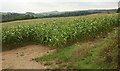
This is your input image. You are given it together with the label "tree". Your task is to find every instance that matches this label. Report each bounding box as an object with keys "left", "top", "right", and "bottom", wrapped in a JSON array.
[{"left": 117, "top": 8, "right": 120, "bottom": 13}]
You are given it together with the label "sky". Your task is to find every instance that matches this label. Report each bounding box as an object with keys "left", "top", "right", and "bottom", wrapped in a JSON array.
[{"left": 0, "top": 0, "right": 119, "bottom": 13}]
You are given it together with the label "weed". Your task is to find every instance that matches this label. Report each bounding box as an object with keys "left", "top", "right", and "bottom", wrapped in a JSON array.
[{"left": 44, "top": 62, "right": 53, "bottom": 66}]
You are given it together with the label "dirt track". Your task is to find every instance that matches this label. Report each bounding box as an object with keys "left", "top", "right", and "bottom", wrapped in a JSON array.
[{"left": 2, "top": 44, "right": 55, "bottom": 69}]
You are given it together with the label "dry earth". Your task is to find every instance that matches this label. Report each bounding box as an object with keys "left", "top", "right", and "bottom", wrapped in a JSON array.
[{"left": 2, "top": 44, "right": 56, "bottom": 69}]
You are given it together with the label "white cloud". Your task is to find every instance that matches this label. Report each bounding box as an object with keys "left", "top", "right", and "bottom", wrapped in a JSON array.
[{"left": 0, "top": 0, "right": 118, "bottom": 13}]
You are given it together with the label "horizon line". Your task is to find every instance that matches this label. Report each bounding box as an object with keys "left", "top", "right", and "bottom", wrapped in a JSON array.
[{"left": 0, "top": 8, "right": 118, "bottom": 14}]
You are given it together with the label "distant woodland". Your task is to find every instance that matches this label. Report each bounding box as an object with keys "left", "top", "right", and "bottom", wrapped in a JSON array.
[{"left": 1, "top": 9, "right": 117, "bottom": 22}]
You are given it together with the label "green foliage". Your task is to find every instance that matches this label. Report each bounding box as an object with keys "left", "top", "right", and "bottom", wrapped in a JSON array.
[
  {"left": 44, "top": 62, "right": 53, "bottom": 66},
  {"left": 2, "top": 14, "right": 118, "bottom": 48},
  {"left": 20, "top": 54, "right": 24, "bottom": 56},
  {"left": 2, "top": 13, "right": 37, "bottom": 22},
  {"left": 38, "top": 9, "right": 117, "bottom": 18}
]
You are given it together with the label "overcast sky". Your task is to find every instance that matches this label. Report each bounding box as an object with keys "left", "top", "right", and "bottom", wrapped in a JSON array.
[{"left": 0, "top": 0, "right": 119, "bottom": 13}]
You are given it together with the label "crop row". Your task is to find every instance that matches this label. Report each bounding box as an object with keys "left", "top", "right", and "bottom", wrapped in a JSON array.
[{"left": 2, "top": 15, "right": 118, "bottom": 48}]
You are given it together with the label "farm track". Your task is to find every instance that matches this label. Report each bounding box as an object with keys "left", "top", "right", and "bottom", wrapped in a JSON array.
[{"left": 2, "top": 44, "right": 56, "bottom": 69}]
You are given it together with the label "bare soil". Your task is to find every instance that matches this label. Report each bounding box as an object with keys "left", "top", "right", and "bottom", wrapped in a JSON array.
[{"left": 2, "top": 44, "right": 56, "bottom": 69}]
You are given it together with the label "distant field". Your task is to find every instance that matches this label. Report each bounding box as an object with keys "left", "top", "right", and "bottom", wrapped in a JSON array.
[{"left": 2, "top": 13, "right": 117, "bottom": 27}]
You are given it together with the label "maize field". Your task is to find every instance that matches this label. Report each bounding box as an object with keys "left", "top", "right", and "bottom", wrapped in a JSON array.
[{"left": 2, "top": 14, "right": 118, "bottom": 48}]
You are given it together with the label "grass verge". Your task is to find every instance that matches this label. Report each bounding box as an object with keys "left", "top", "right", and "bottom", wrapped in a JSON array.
[{"left": 33, "top": 27, "right": 118, "bottom": 69}]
